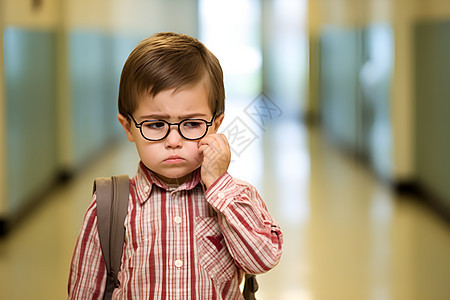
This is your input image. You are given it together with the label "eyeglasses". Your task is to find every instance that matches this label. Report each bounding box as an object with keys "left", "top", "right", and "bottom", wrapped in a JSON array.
[{"left": 127, "top": 113, "right": 216, "bottom": 141}]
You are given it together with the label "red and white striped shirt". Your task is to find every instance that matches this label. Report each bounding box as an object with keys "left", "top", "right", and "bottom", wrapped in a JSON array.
[{"left": 68, "top": 162, "right": 283, "bottom": 299}]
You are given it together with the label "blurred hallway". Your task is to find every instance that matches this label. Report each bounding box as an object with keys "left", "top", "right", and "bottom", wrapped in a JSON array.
[
  {"left": 2, "top": 0, "right": 450, "bottom": 299},
  {"left": 1, "top": 115, "right": 449, "bottom": 300}
]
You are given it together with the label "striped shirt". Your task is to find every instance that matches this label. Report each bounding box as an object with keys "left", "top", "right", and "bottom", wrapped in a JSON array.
[{"left": 68, "top": 162, "right": 283, "bottom": 299}]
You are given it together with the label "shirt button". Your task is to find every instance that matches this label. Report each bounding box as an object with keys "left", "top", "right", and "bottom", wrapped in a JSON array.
[
  {"left": 174, "top": 216, "right": 182, "bottom": 224},
  {"left": 174, "top": 260, "right": 183, "bottom": 268},
  {"left": 218, "top": 192, "right": 225, "bottom": 199},
  {"left": 144, "top": 185, "right": 150, "bottom": 193}
]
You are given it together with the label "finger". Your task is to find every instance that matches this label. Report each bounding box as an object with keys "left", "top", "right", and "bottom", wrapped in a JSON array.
[
  {"left": 208, "top": 135, "right": 230, "bottom": 157},
  {"left": 198, "top": 144, "right": 213, "bottom": 158},
  {"left": 198, "top": 144, "right": 217, "bottom": 159},
  {"left": 198, "top": 133, "right": 226, "bottom": 145},
  {"left": 198, "top": 137, "right": 221, "bottom": 154},
  {"left": 198, "top": 135, "right": 215, "bottom": 147},
  {"left": 199, "top": 134, "right": 229, "bottom": 153}
]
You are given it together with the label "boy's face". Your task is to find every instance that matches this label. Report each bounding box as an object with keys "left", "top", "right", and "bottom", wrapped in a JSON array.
[{"left": 118, "top": 81, "right": 224, "bottom": 185}]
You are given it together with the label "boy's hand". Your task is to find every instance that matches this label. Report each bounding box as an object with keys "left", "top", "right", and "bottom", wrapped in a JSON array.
[{"left": 198, "top": 134, "right": 231, "bottom": 189}]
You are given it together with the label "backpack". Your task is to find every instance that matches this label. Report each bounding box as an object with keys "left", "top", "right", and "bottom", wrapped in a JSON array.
[{"left": 94, "top": 176, "right": 259, "bottom": 300}]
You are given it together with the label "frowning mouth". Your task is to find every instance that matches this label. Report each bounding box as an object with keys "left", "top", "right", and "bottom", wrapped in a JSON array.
[{"left": 163, "top": 155, "right": 186, "bottom": 164}]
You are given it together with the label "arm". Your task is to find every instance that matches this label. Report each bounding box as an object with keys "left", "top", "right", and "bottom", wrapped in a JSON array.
[
  {"left": 68, "top": 194, "right": 107, "bottom": 299},
  {"left": 205, "top": 173, "right": 283, "bottom": 274}
]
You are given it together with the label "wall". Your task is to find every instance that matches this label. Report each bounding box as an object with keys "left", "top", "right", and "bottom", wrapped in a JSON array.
[
  {"left": 4, "top": 27, "right": 59, "bottom": 214},
  {"left": 415, "top": 20, "right": 450, "bottom": 210},
  {"left": 0, "top": 0, "right": 6, "bottom": 217},
  {"left": 313, "top": 0, "right": 395, "bottom": 180},
  {"left": 261, "top": 0, "right": 309, "bottom": 118},
  {"left": 319, "top": 25, "right": 362, "bottom": 152},
  {"left": 391, "top": 0, "right": 414, "bottom": 182},
  {"left": 413, "top": 0, "right": 450, "bottom": 212},
  {"left": 0, "top": 0, "right": 61, "bottom": 227},
  {"left": 57, "top": 0, "right": 114, "bottom": 172},
  {"left": 310, "top": 0, "right": 450, "bottom": 210}
]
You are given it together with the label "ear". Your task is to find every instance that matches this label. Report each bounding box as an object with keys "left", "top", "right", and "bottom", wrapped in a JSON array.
[
  {"left": 211, "top": 113, "right": 225, "bottom": 133},
  {"left": 117, "top": 114, "right": 135, "bottom": 142}
]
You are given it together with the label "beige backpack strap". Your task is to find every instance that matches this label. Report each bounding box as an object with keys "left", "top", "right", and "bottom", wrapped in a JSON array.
[{"left": 94, "top": 175, "right": 129, "bottom": 300}]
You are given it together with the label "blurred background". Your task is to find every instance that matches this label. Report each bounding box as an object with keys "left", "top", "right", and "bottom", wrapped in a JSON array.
[{"left": 1, "top": 0, "right": 450, "bottom": 299}]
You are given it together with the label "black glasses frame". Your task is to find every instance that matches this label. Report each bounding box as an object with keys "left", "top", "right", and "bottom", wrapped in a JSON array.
[{"left": 127, "top": 112, "right": 216, "bottom": 141}]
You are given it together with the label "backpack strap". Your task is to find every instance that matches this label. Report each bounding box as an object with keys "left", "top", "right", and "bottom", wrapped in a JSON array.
[
  {"left": 243, "top": 274, "right": 258, "bottom": 300},
  {"left": 94, "top": 175, "right": 130, "bottom": 300}
]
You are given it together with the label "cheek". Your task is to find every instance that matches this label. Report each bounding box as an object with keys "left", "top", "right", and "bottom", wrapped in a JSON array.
[
  {"left": 180, "top": 142, "right": 202, "bottom": 167},
  {"left": 185, "top": 142, "right": 201, "bottom": 159},
  {"left": 134, "top": 141, "right": 162, "bottom": 161}
]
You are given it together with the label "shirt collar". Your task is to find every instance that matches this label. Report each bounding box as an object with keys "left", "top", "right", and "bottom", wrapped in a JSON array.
[{"left": 134, "top": 161, "right": 203, "bottom": 204}]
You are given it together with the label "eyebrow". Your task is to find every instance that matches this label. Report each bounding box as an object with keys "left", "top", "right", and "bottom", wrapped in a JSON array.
[{"left": 139, "top": 113, "right": 210, "bottom": 120}]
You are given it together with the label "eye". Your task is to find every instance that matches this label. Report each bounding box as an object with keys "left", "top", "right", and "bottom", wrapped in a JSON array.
[
  {"left": 144, "top": 121, "right": 166, "bottom": 130},
  {"left": 183, "top": 120, "right": 203, "bottom": 128}
]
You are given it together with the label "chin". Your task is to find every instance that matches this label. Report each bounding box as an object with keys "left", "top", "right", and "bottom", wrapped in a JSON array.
[{"left": 158, "top": 169, "right": 193, "bottom": 183}]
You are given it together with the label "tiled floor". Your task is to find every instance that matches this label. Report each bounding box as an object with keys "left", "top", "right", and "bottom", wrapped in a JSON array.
[{"left": 1, "top": 117, "right": 450, "bottom": 300}]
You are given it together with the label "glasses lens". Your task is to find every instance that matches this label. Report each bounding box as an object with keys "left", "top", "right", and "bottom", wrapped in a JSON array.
[
  {"left": 141, "top": 121, "right": 169, "bottom": 140},
  {"left": 180, "top": 119, "right": 208, "bottom": 140}
]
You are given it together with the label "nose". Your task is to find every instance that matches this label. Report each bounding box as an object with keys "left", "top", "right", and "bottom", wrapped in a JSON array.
[{"left": 164, "top": 125, "right": 183, "bottom": 148}]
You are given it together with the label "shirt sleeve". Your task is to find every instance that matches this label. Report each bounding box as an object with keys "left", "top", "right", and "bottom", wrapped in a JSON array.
[
  {"left": 68, "top": 193, "right": 107, "bottom": 299},
  {"left": 205, "top": 173, "right": 283, "bottom": 274}
]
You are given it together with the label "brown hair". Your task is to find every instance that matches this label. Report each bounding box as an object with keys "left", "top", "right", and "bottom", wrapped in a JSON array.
[{"left": 118, "top": 32, "right": 225, "bottom": 118}]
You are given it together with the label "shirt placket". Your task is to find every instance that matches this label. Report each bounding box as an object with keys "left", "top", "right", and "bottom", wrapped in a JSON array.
[{"left": 170, "top": 189, "right": 184, "bottom": 298}]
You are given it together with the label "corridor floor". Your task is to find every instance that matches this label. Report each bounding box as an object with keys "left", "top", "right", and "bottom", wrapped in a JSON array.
[{"left": 1, "top": 117, "right": 450, "bottom": 300}]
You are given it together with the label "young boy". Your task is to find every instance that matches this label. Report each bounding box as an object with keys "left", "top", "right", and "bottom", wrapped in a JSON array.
[{"left": 68, "top": 32, "right": 283, "bottom": 299}]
